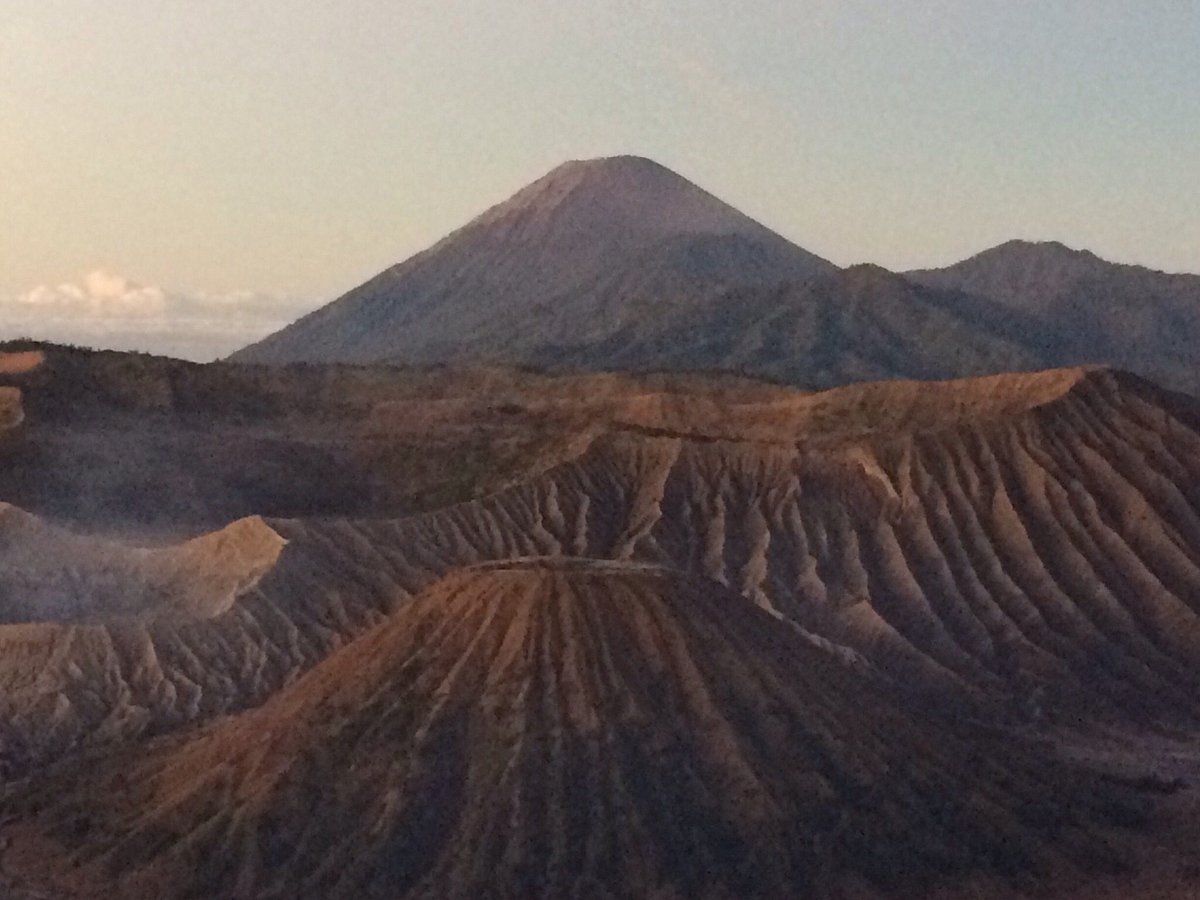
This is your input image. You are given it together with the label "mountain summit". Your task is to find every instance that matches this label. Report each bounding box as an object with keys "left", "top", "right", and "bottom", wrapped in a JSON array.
[
  {"left": 908, "top": 240, "right": 1200, "bottom": 392},
  {"left": 908, "top": 239, "right": 1120, "bottom": 309},
  {"left": 467, "top": 155, "right": 802, "bottom": 246},
  {"left": 231, "top": 156, "right": 834, "bottom": 366}
]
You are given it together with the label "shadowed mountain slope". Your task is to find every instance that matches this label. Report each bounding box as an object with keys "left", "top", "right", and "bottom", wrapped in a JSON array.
[
  {"left": 909, "top": 240, "right": 1200, "bottom": 393},
  {"left": 520, "top": 264, "right": 1046, "bottom": 389},
  {"left": 0, "top": 562, "right": 1148, "bottom": 900},
  {"left": 231, "top": 156, "right": 834, "bottom": 367}
]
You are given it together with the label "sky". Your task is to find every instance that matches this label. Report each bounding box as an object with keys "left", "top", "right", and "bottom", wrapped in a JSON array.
[{"left": 2, "top": 0, "right": 1198, "bottom": 359}]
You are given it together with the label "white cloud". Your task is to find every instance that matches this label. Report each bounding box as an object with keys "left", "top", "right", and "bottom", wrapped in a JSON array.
[{"left": 0, "top": 270, "right": 316, "bottom": 362}]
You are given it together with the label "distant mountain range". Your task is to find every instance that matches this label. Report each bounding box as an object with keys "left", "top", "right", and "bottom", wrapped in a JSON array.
[
  {"left": 907, "top": 239, "right": 1200, "bottom": 392},
  {"left": 232, "top": 156, "right": 1200, "bottom": 394}
]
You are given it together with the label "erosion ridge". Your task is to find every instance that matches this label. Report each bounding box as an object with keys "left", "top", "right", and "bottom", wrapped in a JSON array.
[
  {"left": 0, "top": 562, "right": 1148, "bottom": 899},
  {"left": 603, "top": 365, "right": 1106, "bottom": 444},
  {"left": 0, "top": 343, "right": 1116, "bottom": 537},
  {"left": 0, "top": 342, "right": 798, "bottom": 534},
  {"left": 3, "top": 366, "right": 1200, "bottom": 783}
]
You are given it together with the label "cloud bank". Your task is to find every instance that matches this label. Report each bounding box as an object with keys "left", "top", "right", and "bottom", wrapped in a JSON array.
[{"left": 0, "top": 271, "right": 315, "bottom": 362}]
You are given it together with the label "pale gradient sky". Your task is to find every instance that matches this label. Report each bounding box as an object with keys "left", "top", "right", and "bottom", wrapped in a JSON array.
[{"left": 2, "top": 1, "right": 1198, "bottom": 357}]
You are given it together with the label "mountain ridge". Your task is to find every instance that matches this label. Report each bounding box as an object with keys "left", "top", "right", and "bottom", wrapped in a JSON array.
[
  {"left": 907, "top": 240, "right": 1200, "bottom": 391},
  {"left": 230, "top": 154, "right": 1200, "bottom": 394},
  {"left": 914, "top": 238, "right": 1197, "bottom": 282}
]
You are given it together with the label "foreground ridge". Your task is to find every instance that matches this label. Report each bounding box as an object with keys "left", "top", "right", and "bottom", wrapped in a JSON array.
[{"left": 1, "top": 562, "right": 1145, "bottom": 899}]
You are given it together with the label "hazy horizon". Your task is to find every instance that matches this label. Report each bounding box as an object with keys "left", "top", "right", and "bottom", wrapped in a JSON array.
[{"left": 3, "top": 1, "right": 1198, "bottom": 358}]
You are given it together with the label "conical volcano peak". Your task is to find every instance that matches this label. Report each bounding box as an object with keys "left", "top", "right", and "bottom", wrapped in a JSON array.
[
  {"left": 470, "top": 153, "right": 785, "bottom": 245},
  {"left": 230, "top": 154, "right": 834, "bottom": 366},
  {"left": 539, "top": 154, "right": 712, "bottom": 201},
  {"left": 546, "top": 153, "right": 676, "bottom": 180}
]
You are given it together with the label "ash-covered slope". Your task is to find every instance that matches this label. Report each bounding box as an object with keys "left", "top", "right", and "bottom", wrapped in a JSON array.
[
  {"left": 231, "top": 156, "right": 833, "bottom": 367},
  {"left": 909, "top": 240, "right": 1200, "bottom": 393},
  {"left": 0, "top": 561, "right": 1145, "bottom": 900},
  {"left": 6, "top": 367, "right": 1200, "bottom": 784},
  {"left": 0, "top": 504, "right": 284, "bottom": 623},
  {"left": 252, "top": 367, "right": 1200, "bottom": 728}
]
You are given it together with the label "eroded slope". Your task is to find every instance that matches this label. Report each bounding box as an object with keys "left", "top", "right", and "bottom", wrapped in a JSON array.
[
  {"left": 4, "top": 367, "right": 1200, "bottom": 779},
  {"left": 0, "top": 562, "right": 1148, "bottom": 900}
]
